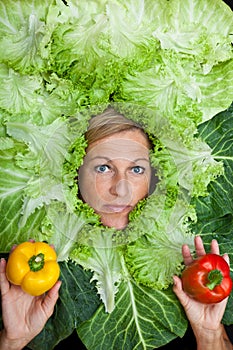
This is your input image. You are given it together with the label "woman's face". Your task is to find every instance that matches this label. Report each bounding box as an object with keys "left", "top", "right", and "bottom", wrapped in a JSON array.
[{"left": 78, "top": 129, "right": 151, "bottom": 229}]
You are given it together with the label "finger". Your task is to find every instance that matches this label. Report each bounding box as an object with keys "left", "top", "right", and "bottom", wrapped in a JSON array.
[
  {"left": 11, "top": 239, "right": 35, "bottom": 252},
  {"left": 218, "top": 295, "right": 229, "bottom": 312},
  {"left": 222, "top": 253, "right": 230, "bottom": 265},
  {"left": 182, "top": 244, "right": 193, "bottom": 265},
  {"left": 194, "top": 236, "right": 206, "bottom": 257},
  {"left": 182, "top": 236, "right": 207, "bottom": 266},
  {"left": 0, "top": 258, "right": 10, "bottom": 295},
  {"left": 10, "top": 244, "right": 17, "bottom": 253},
  {"left": 48, "top": 280, "right": 62, "bottom": 297},
  {"left": 210, "top": 239, "right": 220, "bottom": 255}
]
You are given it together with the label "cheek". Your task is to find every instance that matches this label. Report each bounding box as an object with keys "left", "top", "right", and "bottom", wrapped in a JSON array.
[
  {"left": 94, "top": 176, "right": 113, "bottom": 200},
  {"left": 78, "top": 170, "right": 108, "bottom": 206},
  {"left": 78, "top": 168, "right": 95, "bottom": 202},
  {"left": 132, "top": 176, "right": 150, "bottom": 201}
]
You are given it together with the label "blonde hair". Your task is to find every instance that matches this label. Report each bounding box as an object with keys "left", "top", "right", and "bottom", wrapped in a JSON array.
[{"left": 85, "top": 107, "right": 150, "bottom": 147}]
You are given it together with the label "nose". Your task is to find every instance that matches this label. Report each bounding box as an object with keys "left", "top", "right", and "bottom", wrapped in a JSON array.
[{"left": 109, "top": 174, "right": 131, "bottom": 198}]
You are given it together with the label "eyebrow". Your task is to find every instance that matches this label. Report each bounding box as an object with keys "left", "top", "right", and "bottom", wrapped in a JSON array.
[
  {"left": 89, "top": 156, "right": 150, "bottom": 163},
  {"left": 89, "top": 156, "right": 110, "bottom": 162},
  {"left": 134, "top": 158, "right": 150, "bottom": 163}
]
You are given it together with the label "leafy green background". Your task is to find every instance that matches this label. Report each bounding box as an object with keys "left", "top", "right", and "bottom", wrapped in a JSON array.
[
  {"left": 193, "top": 104, "right": 233, "bottom": 245},
  {"left": 0, "top": 0, "right": 233, "bottom": 349}
]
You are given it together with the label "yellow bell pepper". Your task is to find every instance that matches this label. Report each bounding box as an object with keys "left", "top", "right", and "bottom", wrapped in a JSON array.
[{"left": 6, "top": 241, "right": 60, "bottom": 296}]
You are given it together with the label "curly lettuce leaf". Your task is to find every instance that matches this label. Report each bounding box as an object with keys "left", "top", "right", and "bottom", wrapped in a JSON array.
[
  {"left": 119, "top": 57, "right": 233, "bottom": 125},
  {"left": 124, "top": 196, "right": 195, "bottom": 289},
  {"left": 70, "top": 243, "right": 122, "bottom": 313},
  {"left": 50, "top": 0, "right": 108, "bottom": 74},
  {"left": 158, "top": 133, "right": 224, "bottom": 197},
  {"left": 152, "top": 0, "right": 233, "bottom": 67},
  {"left": 0, "top": 149, "right": 47, "bottom": 250},
  {"left": 0, "top": 0, "right": 54, "bottom": 73},
  {"left": 105, "top": 0, "right": 154, "bottom": 58},
  {"left": 117, "top": 0, "right": 233, "bottom": 123},
  {"left": 69, "top": 192, "right": 195, "bottom": 311},
  {"left": 0, "top": 64, "right": 42, "bottom": 115},
  {"left": 42, "top": 203, "right": 99, "bottom": 262},
  {"left": 0, "top": 117, "right": 86, "bottom": 251},
  {"left": 5, "top": 119, "right": 71, "bottom": 223},
  {"left": 0, "top": 65, "right": 79, "bottom": 124}
]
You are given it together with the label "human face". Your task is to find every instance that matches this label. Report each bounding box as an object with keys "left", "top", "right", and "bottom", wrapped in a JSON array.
[{"left": 78, "top": 129, "right": 151, "bottom": 229}]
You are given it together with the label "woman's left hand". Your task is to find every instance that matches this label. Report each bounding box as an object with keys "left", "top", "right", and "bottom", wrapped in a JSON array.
[{"left": 173, "top": 236, "right": 232, "bottom": 349}]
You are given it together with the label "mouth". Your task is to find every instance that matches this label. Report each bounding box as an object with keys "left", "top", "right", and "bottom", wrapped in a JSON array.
[{"left": 102, "top": 205, "right": 132, "bottom": 213}]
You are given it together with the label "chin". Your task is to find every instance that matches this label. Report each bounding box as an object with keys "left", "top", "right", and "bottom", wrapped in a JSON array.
[{"left": 100, "top": 213, "right": 129, "bottom": 230}]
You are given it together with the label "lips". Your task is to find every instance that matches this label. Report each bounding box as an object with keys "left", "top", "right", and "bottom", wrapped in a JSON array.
[{"left": 102, "top": 205, "right": 132, "bottom": 213}]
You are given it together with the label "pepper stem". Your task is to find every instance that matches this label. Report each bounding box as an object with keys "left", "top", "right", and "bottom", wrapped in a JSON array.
[
  {"left": 28, "top": 253, "right": 45, "bottom": 272},
  {"left": 206, "top": 269, "right": 223, "bottom": 290}
]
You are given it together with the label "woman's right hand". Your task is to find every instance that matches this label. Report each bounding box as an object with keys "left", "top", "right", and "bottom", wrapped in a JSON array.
[{"left": 0, "top": 258, "right": 61, "bottom": 350}]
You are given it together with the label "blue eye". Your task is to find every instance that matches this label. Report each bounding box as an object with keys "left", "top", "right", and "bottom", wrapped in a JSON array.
[
  {"left": 95, "top": 164, "right": 110, "bottom": 173},
  {"left": 132, "top": 166, "right": 144, "bottom": 174}
]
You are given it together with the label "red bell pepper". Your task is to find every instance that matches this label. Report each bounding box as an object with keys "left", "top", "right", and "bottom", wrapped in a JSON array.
[{"left": 181, "top": 253, "right": 232, "bottom": 303}]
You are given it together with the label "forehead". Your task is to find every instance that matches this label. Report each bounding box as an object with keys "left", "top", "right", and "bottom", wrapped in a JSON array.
[{"left": 86, "top": 129, "right": 150, "bottom": 161}]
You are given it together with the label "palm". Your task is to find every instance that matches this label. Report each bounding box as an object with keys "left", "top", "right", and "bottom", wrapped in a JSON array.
[
  {"left": 178, "top": 284, "right": 228, "bottom": 331},
  {"left": 2, "top": 287, "right": 44, "bottom": 337}
]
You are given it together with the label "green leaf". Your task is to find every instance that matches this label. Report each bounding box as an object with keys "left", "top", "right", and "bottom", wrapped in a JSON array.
[
  {"left": 70, "top": 244, "right": 122, "bottom": 313},
  {"left": 43, "top": 203, "right": 98, "bottom": 262},
  {"left": 193, "top": 104, "right": 233, "bottom": 231},
  {"left": 27, "top": 261, "right": 101, "bottom": 350},
  {"left": 191, "top": 103, "right": 233, "bottom": 324},
  {"left": 0, "top": 0, "right": 54, "bottom": 73},
  {"left": 0, "top": 65, "right": 42, "bottom": 115},
  {"left": 120, "top": 57, "right": 233, "bottom": 125},
  {"left": 153, "top": 0, "right": 233, "bottom": 64},
  {"left": 77, "top": 281, "right": 187, "bottom": 350},
  {"left": 124, "top": 195, "right": 195, "bottom": 290},
  {"left": 0, "top": 145, "right": 40, "bottom": 251}
]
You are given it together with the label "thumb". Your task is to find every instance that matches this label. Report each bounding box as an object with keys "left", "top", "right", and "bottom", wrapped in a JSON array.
[
  {"left": 41, "top": 281, "right": 61, "bottom": 318},
  {"left": 173, "top": 276, "right": 190, "bottom": 308},
  {"left": 222, "top": 253, "right": 230, "bottom": 265}
]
